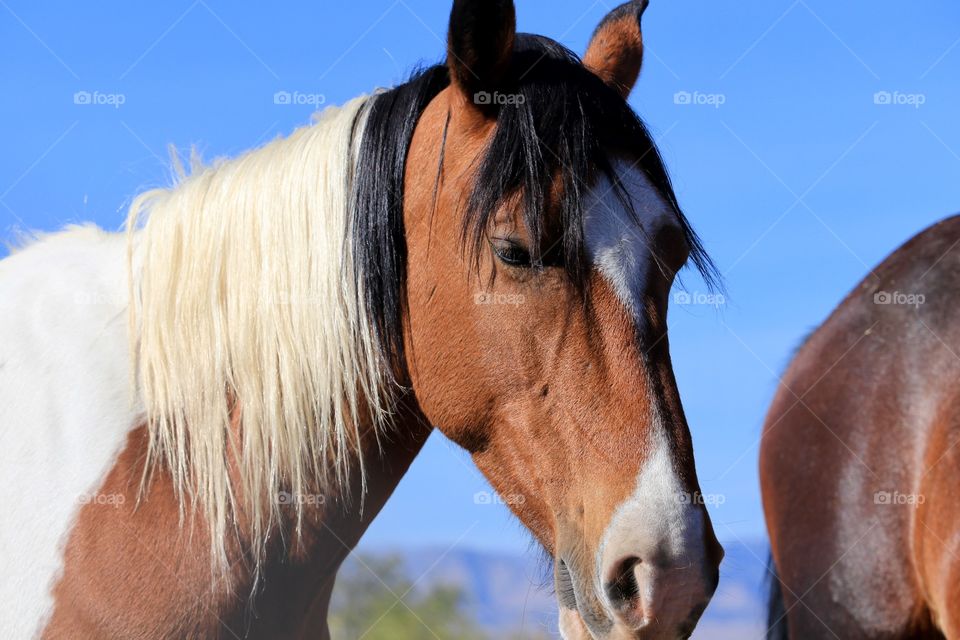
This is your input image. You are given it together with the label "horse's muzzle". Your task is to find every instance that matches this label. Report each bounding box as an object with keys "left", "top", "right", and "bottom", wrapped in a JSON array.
[{"left": 556, "top": 505, "right": 722, "bottom": 639}]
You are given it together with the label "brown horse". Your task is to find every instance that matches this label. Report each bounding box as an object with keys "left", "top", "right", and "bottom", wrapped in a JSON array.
[
  {"left": 0, "top": 1, "right": 724, "bottom": 638},
  {"left": 762, "top": 214, "right": 960, "bottom": 638}
]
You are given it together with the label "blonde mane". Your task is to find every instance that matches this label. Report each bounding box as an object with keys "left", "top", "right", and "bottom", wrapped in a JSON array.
[{"left": 126, "top": 95, "right": 390, "bottom": 569}]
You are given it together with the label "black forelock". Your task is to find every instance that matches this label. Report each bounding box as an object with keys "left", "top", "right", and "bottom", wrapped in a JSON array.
[
  {"left": 463, "top": 34, "right": 718, "bottom": 287},
  {"left": 352, "top": 34, "right": 719, "bottom": 383}
]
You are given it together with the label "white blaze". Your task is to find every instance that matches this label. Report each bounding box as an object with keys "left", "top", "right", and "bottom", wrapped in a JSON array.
[
  {"left": 583, "top": 159, "right": 677, "bottom": 319},
  {"left": 584, "top": 160, "right": 708, "bottom": 623}
]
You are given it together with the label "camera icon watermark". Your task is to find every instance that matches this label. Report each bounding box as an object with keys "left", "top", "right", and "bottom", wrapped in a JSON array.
[
  {"left": 873, "top": 290, "right": 925, "bottom": 307},
  {"left": 673, "top": 291, "right": 726, "bottom": 307},
  {"left": 73, "top": 290, "right": 127, "bottom": 307},
  {"left": 78, "top": 491, "right": 126, "bottom": 508},
  {"left": 274, "top": 90, "right": 326, "bottom": 107},
  {"left": 678, "top": 491, "right": 726, "bottom": 506},
  {"left": 874, "top": 490, "right": 924, "bottom": 506},
  {"left": 473, "top": 490, "right": 526, "bottom": 506},
  {"left": 73, "top": 90, "right": 126, "bottom": 109},
  {"left": 873, "top": 90, "right": 926, "bottom": 109},
  {"left": 674, "top": 91, "right": 726, "bottom": 109},
  {"left": 474, "top": 292, "right": 525, "bottom": 306},
  {"left": 473, "top": 91, "right": 525, "bottom": 107},
  {"left": 276, "top": 491, "right": 325, "bottom": 506}
]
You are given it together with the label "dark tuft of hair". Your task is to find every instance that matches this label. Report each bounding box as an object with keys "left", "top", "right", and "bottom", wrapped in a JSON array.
[
  {"left": 351, "top": 65, "right": 449, "bottom": 379},
  {"left": 766, "top": 553, "right": 789, "bottom": 639}
]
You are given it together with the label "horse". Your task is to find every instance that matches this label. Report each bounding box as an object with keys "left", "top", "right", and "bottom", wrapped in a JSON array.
[
  {"left": 762, "top": 214, "right": 960, "bottom": 638},
  {"left": 0, "top": 1, "right": 724, "bottom": 638}
]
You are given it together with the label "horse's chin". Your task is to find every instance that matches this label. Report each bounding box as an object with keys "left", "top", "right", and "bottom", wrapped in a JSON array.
[
  {"left": 559, "top": 607, "right": 594, "bottom": 640},
  {"left": 559, "top": 601, "right": 703, "bottom": 640}
]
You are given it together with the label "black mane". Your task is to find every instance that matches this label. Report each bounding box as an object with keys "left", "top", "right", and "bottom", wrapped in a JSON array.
[{"left": 351, "top": 35, "right": 718, "bottom": 383}]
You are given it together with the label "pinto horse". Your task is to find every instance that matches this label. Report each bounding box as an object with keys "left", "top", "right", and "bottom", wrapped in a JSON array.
[
  {"left": 762, "top": 215, "right": 960, "bottom": 638},
  {"left": 0, "top": 1, "right": 724, "bottom": 638}
]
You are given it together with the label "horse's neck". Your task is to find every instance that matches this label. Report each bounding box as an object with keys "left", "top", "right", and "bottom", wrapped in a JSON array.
[
  {"left": 302, "top": 395, "right": 431, "bottom": 558},
  {"left": 239, "top": 400, "right": 431, "bottom": 630}
]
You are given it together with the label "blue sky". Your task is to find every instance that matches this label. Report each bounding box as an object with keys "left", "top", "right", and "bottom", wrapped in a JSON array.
[{"left": 2, "top": 0, "right": 959, "bottom": 555}]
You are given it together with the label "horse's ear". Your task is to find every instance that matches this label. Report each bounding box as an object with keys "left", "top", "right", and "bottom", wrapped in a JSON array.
[
  {"left": 447, "top": 0, "right": 516, "bottom": 114},
  {"left": 583, "top": 0, "right": 648, "bottom": 99}
]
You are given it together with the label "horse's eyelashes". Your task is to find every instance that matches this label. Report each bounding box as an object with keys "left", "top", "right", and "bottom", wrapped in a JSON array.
[
  {"left": 490, "top": 238, "right": 567, "bottom": 270},
  {"left": 497, "top": 245, "right": 533, "bottom": 267},
  {"left": 491, "top": 238, "right": 533, "bottom": 268}
]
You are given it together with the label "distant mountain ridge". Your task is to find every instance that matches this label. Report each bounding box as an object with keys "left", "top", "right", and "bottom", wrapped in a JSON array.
[{"left": 343, "top": 539, "right": 769, "bottom": 638}]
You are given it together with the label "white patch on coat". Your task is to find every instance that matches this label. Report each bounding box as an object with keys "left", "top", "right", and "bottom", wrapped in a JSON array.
[
  {"left": 585, "top": 161, "right": 709, "bottom": 622},
  {"left": 0, "top": 226, "right": 141, "bottom": 638},
  {"left": 583, "top": 159, "right": 678, "bottom": 319},
  {"left": 594, "top": 427, "right": 708, "bottom": 624}
]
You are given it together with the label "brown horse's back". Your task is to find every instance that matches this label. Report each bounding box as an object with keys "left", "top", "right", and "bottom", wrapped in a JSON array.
[{"left": 761, "top": 214, "right": 960, "bottom": 639}]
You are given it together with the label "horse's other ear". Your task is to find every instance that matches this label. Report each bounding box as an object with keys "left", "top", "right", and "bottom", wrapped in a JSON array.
[
  {"left": 447, "top": 0, "right": 516, "bottom": 114},
  {"left": 583, "top": 0, "right": 648, "bottom": 99}
]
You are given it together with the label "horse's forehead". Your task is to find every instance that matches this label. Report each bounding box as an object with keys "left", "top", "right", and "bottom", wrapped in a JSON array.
[{"left": 584, "top": 160, "right": 676, "bottom": 317}]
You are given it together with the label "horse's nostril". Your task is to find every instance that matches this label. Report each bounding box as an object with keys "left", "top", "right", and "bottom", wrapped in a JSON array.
[
  {"left": 601, "top": 550, "right": 716, "bottom": 634},
  {"left": 604, "top": 555, "right": 642, "bottom": 610}
]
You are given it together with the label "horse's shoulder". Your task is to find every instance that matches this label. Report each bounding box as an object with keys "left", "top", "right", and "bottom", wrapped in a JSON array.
[
  {"left": 2, "top": 223, "right": 119, "bottom": 271},
  {"left": 0, "top": 223, "right": 138, "bottom": 640},
  {"left": 1, "top": 224, "right": 127, "bottom": 329}
]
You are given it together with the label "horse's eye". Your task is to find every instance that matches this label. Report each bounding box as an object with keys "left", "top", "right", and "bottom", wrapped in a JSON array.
[{"left": 491, "top": 238, "right": 533, "bottom": 267}]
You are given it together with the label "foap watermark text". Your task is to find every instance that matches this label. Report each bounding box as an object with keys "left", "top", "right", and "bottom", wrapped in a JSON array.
[
  {"left": 674, "top": 91, "right": 726, "bottom": 109},
  {"left": 74, "top": 91, "right": 126, "bottom": 109}
]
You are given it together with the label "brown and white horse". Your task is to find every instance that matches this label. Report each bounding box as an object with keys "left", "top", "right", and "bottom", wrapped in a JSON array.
[
  {"left": 0, "top": 1, "right": 723, "bottom": 638},
  {"left": 762, "top": 215, "right": 960, "bottom": 638}
]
